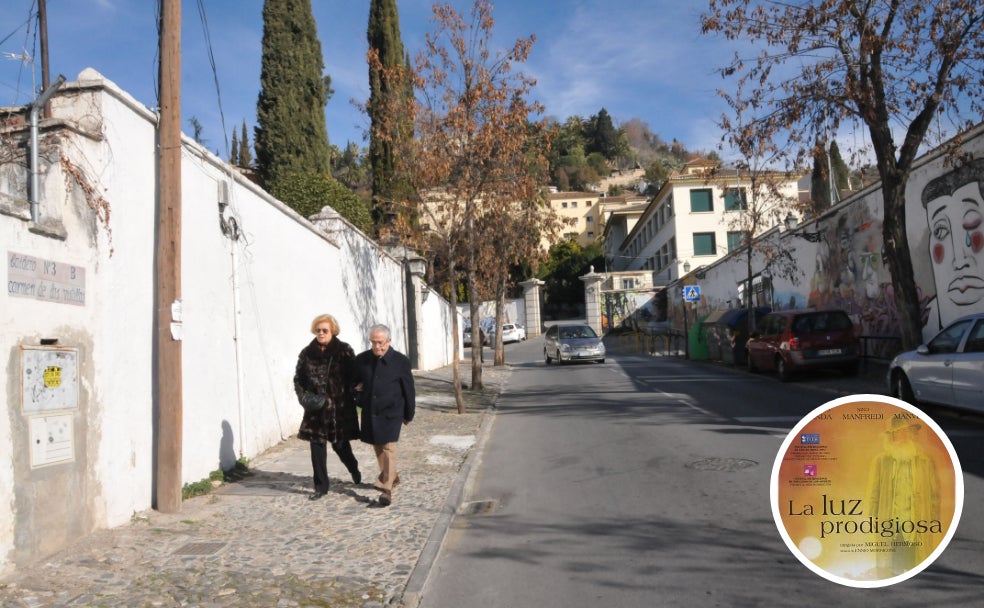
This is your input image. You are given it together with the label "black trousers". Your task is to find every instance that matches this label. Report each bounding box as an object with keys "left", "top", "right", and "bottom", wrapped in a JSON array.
[{"left": 310, "top": 440, "right": 360, "bottom": 492}]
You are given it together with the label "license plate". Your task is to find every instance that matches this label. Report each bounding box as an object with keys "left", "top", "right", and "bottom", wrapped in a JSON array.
[{"left": 818, "top": 348, "right": 841, "bottom": 356}]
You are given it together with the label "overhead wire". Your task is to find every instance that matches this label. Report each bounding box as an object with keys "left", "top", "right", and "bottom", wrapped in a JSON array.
[
  {"left": 1, "top": 2, "right": 39, "bottom": 106},
  {"left": 196, "top": 0, "right": 230, "bottom": 159}
]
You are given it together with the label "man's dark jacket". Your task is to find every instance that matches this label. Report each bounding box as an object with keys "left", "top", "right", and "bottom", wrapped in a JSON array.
[{"left": 353, "top": 346, "right": 415, "bottom": 445}]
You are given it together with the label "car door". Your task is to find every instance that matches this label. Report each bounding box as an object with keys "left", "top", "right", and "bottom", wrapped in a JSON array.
[
  {"left": 908, "top": 319, "right": 971, "bottom": 406},
  {"left": 748, "top": 314, "right": 780, "bottom": 370},
  {"left": 952, "top": 319, "right": 984, "bottom": 411}
]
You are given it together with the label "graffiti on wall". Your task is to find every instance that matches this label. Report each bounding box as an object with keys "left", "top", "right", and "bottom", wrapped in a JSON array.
[
  {"left": 798, "top": 202, "right": 898, "bottom": 338},
  {"left": 919, "top": 158, "right": 984, "bottom": 333}
]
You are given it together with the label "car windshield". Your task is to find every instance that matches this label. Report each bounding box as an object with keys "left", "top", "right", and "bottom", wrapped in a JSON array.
[
  {"left": 560, "top": 326, "right": 597, "bottom": 339},
  {"left": 792, "top": 312, "right": 852, "bottom": 333}
]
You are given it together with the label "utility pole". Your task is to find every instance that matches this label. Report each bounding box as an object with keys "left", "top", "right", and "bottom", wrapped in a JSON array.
[
  {"left": 38, "top": 0, "right": 51, "bottom": 117},
  {"left": 156, "top": 0, "right": 183, "bottom": 514}
]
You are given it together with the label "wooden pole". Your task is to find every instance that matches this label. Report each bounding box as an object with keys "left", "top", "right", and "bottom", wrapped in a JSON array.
[
  {"left": 156, "top": 0, "right": 183, "bottom": 514},
  {"left": 38, "top": 0, "right": 51, "bottom": 117}
]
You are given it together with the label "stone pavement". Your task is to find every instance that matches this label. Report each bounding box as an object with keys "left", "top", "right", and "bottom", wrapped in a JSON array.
[{"left": 0, "top": 364, "right": 510, "bottom": 608}]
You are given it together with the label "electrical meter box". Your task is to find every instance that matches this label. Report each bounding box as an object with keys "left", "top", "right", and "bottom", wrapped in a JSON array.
[{"left": 20, "top": 346, "right": 79, "bottom": 468}]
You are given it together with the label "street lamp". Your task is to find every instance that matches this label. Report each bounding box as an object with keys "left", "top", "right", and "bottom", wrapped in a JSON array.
[{"left": 683, "top": 260, "right": 691, "bottom": 274}]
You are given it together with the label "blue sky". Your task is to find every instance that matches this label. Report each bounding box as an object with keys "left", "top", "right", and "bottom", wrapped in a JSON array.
[{"left": 2, "top": 1, "right": 747, "bottom": 161}]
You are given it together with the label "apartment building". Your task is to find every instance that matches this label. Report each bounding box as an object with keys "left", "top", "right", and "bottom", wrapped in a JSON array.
[
  {"left": 610, "top": 158, "right": 805, "bottom": 286},
  {"left": 546, "top": 190, "right": 648, "bottom": 250}
]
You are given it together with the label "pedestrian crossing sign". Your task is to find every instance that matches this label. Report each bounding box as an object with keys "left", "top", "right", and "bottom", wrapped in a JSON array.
[{"left": 683, "top": 285, "right": 701, "bottom": 302}]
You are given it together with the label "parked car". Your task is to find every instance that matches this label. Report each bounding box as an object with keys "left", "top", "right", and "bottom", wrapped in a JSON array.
[
  {"left": 543, "top": 323, "right": 605, "bottom": 364},
  {"left": 745, "top": 309, "right": 860, "bottom": 381},
  {"left": 888, "top": 313, "right": 984, "bottom": 412},
  {"left": 499, "top": 323, "right": 527, "bottom": 344}
]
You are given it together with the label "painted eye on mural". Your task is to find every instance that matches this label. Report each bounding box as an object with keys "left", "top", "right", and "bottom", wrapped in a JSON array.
[
  {"left": 963, "top": 212, "right": 983, "bottom": 253},
  {"left": 932, "top": 219, "right": 951, "bottom": 242}
]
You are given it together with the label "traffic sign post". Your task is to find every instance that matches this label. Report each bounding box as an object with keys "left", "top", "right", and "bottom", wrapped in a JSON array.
[{"left": 681, "top": 285, "right": 700, "bottom": 358}]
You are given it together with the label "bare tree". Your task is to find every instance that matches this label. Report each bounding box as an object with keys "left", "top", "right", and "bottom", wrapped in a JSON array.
[
  {"left": 380, "top": 1, "right": 552, "bottom": 410},
  {"left": 702, "top": 1, "right": 984, "bottom": 349}
]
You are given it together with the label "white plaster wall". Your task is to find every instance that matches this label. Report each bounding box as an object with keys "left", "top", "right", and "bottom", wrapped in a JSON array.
[{"left": 1, "top": 70, "right": 455, "bottom": 574}]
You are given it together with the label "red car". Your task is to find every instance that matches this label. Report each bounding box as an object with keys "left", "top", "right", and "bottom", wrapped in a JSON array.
[{"left": 745, "top": 309, "right": 861, "bottom": 381}]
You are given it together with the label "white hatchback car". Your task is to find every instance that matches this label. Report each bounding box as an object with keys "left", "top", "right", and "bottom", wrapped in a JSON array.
[{"left": 499, "top": 323, "right": 527, "bottom": 344}]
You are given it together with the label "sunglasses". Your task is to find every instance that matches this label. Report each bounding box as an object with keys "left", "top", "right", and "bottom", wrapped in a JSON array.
[{"left": 315, "top": 328, "right": 332, "bottom": 334}]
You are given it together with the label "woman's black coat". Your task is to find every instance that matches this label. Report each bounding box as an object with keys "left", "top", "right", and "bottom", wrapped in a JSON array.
[
  {"left": 293, "top": 337, "right": 359, "bottom": 444},
  {"left": 353, "top": 346, "right": 415, "bottom": 445}
]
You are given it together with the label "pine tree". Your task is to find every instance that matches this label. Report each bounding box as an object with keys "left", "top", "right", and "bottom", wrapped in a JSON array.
[
  {"left": 254, "top": 0, "right": 331, "bottom": 198},
  {"left": 367, "top": 0, "right": 412, "bottom": 224},
  {"left": 239, "top": 120, "right": 253, "bottom": 169}
]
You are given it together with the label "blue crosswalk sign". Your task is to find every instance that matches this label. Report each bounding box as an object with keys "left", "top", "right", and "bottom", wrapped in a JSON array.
[{"left": 683, "top": 285, "right": 701, "bottom": 302}]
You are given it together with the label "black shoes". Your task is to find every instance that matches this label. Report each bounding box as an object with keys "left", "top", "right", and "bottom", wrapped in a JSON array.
[
  {"left": 351, "top": 470, "right": 362, "bottom": 485},
  {"left": 378, "top": 490, "right": 392, "bottom": 507},
  {"left": 309, "top": 490, "right": 327, "bottom": 501}
]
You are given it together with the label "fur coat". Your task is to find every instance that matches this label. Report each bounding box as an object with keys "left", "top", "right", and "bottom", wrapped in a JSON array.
[{"left": 293, "top": 337, "right": 359, "bottom": 444}]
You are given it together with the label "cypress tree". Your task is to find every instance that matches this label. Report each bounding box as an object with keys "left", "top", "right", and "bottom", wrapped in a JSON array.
[
  {"left": 368, "top": 0, "right": 411, "bottom": 223},
  {"left": 239, "top": 120, "right": 253, "bottom": 169},
  {"left": 230, "top": 129, "right": 240, "bottom": 165},
  {"left": 255, "top": 0, "right": 331, "bottom": 198}
]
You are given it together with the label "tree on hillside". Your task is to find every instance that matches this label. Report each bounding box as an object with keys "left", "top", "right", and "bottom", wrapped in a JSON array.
[
  {"left": 387, "top": 0, "right": 552, "bottom": 408},
  {"left": 702, "top": 0, "right": 984, "bottom": 349},
  {"left": 368, "top": 0, "right": 413, "bottom": 226},
  {"left": 254, "top": 0, "right": 331, "bottom": 199}
]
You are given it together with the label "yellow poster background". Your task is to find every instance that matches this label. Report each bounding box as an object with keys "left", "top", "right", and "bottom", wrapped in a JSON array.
[{"left": 775, "top": 399, "right": 958, "bottom": 583}]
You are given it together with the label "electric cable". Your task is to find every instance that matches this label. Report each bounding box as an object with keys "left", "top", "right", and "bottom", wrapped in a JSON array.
[{"left": 196, "top": 0, "right": 230, "bottom": 159}]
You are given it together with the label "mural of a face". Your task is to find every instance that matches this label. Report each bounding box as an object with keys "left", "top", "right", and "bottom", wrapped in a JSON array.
[{"left": 922, "top": 160, "right": 984, "bottom": 324}]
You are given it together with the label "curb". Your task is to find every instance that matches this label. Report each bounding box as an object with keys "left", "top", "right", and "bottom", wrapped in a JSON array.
[{"left": 399, "top": 373, "right": 504, "bottom": 607}]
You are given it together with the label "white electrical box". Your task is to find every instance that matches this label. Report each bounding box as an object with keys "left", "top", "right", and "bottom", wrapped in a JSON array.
[{"left": 29, "top": 414, "right": 75, "bottom": 468}]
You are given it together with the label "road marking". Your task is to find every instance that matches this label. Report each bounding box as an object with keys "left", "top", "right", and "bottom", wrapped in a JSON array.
[{"left": 637, "top": 375, "right": 758, "bottom": 382}]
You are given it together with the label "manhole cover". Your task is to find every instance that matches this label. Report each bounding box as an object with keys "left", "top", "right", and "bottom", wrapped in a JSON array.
[
  {"left": 173, "top": 542, "right": 227, "bottom": 556},
  {"left": 687, "top": 457, "right": 758, "bottom": 472}
]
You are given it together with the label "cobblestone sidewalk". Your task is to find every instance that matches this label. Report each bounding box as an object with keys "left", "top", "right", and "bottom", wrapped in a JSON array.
[{"left": 0, "top": 364, "right": 509, "bottom": 608}]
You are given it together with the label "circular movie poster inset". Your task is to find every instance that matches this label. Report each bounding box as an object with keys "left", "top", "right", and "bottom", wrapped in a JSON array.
[{"left": 771, "top": 394, "right": 963, "bottom": 588}]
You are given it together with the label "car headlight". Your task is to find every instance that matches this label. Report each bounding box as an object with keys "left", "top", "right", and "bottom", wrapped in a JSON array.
[
  {"left": 561, "top": 344, "right": 572, "bottom": 352},
  {"left": 597, "top": 343, "right": 606, "bottom": 353}
]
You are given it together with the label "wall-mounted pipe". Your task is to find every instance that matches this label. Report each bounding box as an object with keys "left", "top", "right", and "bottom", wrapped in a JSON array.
[{"left": 29, "top": 74, "right": 66, "bottom": 222}]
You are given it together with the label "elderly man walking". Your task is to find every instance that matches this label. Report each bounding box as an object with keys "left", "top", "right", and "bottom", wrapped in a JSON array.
[{"left": 353, "top": 324, "right": 415, "bottom": 507}]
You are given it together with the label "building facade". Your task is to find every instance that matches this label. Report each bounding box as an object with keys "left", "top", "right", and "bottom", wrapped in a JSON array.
[{"left": 609, "top": 158, "right": 805, "bottom": 287}]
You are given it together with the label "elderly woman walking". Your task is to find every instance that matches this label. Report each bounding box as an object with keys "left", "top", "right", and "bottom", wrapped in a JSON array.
[{"left": 294, "top": 313, "right": 362, "bottom": 500}]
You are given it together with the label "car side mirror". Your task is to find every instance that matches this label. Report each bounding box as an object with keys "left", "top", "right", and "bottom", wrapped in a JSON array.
[{"left": 916, "top": 344, "right": 930, "bottom": 355}]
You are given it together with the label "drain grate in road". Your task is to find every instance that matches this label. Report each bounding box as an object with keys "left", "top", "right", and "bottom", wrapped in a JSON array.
[
  {"left": 686, "top": 457, "right": 758, "bottom": 472},
  {"left": 459, "top": 500, "right": 497, "bottom": 516},
  {"left": 173, "top": 542, "right": 227, "bottom": 556}
]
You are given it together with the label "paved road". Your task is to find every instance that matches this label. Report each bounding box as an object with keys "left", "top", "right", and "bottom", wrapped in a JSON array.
[{"left": 418, "top": 337, "right": 984, "bottom": 608}]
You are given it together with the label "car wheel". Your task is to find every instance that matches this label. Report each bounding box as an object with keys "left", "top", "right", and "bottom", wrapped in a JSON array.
[
  {"left": 556, "top": 349, "right": 565, "bottom": 365},
  {"left": 777, "top": 357, "right": 792, "bottom": 382},
  {"left": 544, "top": 349, "right": 552, "bottom": 364},
  {"left": 598, "top": 358, "right": 605, "bottom": 364},
  {"left": 892, "top": 370, "right": 917, "bottom": 404}
]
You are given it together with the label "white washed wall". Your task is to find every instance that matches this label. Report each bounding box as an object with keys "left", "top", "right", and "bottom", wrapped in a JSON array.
[{"left": 0, "top": 70, "right": 453, "bottom": 575}]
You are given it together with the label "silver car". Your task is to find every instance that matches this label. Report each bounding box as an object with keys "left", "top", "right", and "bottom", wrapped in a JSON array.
[
  {"left": 887, "top": 313, "right": 984, "bottom": 412},
  {"left": 543, "top": 323, "right": 605, "bottom": 364}
]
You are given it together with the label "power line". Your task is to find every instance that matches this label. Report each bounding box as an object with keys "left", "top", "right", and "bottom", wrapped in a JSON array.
[{"left": 196, "top": 0, "right": 229, "bottom": 159}]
